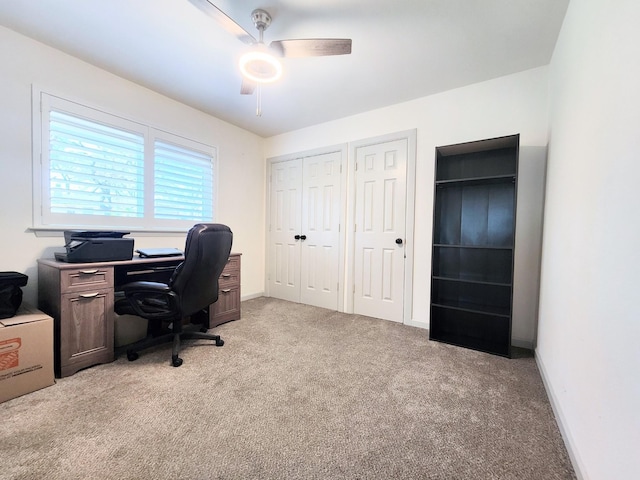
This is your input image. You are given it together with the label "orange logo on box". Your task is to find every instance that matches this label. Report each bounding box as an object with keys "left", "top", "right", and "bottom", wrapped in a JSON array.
[{"left": 0, "top": 337, "right": 21, "bottom": 371}]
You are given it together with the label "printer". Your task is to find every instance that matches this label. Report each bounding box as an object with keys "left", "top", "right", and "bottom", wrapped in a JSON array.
[{"left": 55, "top": 231, "right": 134, "bottom": 263}]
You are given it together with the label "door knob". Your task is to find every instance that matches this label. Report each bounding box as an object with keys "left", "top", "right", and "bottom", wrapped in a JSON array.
[
  {"left": 294, "top": 235, "right": 301, "bottom": 240},
  {"left": 395, "top": 238, "right": 403, "bottom": 245},
  {"left": 300, "top": 235, "right": 307, "bottom": 241}
]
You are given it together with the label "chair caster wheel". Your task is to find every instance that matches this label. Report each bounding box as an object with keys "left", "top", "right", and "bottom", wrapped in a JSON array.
[
  {"left": 127, "top": 351, "right": 139, "bottom": 362},
  {"left": 172, "top": 355, "right": 183, "bottom": 367},
  {"left": 216, "top": 338, "right": 224, "bottom": 347}
]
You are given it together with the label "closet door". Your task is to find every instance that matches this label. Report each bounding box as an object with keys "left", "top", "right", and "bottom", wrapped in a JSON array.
[
  {"left": 353, "top": 138, "right": 407, "bottom": 322},
  {"left": 269, "top": 158, "right": 303, "bottom": 303},
  {"left": 300, "top": 151, "right": 342, "bottom": 310},
  {"left": 268, "top": 151, "right": 343, "bottom": 310}
]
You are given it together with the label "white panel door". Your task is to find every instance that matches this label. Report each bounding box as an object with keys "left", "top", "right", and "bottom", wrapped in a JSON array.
[
  {"left": 269, "top": 152, "right": 342, "bottom": 310},
  {"left": 300, "top": 152, "right": 342, "bottom": 310},
  {"left": 353, "top": 139, "right": 407, "bottom": 322},
  {"left": 269, "top": 158, "right": 302, "bottom": 303}
]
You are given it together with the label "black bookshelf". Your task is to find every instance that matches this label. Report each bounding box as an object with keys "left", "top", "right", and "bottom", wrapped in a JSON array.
[{"left": 430, "top": 134, "right": 519, "bottom": 357}]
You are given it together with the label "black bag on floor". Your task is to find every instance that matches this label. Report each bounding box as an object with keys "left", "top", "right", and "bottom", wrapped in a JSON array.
[{"left": 0, "top": 272, "right": 28, "bottom": 319}]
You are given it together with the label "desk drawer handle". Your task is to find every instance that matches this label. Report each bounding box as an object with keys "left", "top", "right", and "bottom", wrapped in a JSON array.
[
  {"left": 221, "top": 273, "right": 231, "bottom": 278},
  {"left": 221, "top": 289, "right": 231, "bottom": 293},
  {"left": 80, "top": 292, "right": 99, "bottom": 298},
  {"left": 80, "top": 270, "right": 99, "bottom": 275}
]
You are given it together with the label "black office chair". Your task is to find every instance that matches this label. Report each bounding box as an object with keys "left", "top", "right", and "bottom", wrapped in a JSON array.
[{"left": 114, "top": 223, "right": 233, "bottom": 367}]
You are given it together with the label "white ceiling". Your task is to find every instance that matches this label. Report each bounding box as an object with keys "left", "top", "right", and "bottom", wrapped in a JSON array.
[{"left": 0, "top": 0, "right": 569, "bottom": 138}]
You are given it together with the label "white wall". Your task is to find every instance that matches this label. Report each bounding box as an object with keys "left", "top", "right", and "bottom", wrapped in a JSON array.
[
  {"left": 265, "top": 66, "right": 550, "bottom": 346},
  {"left": 537, "top": 0, "right": 640, "bottom": 478},
  {"left": 0, "top": 26, "right": 266, "bottom": 303}
]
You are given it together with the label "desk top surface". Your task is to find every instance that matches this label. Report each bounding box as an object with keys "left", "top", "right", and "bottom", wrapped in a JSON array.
[
  {"left": 38, "top": 252, "right": 240, "bottom": 270},
  {"left": 37, "top": 255, "right": 183, "bottom": 270}
]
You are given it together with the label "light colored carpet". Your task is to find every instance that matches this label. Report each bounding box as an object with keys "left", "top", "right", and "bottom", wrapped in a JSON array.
[{"left": 0, "top": 297, "right": 575, "bottom": 479}]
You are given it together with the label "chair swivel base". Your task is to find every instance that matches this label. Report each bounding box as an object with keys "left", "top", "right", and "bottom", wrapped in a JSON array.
[{"left": 125, "top": 326, "right": 224, "bottom": 367}]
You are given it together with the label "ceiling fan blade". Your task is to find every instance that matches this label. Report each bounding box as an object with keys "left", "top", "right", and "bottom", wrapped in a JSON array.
[
  {"left": 269, "top": 39, "right": 352, "bottom": 58},
  {"left": 188, "top": 0, "right": 256, "bottom": 45},
  {"left": 241, "top": 78, "right": 256, "bottom": 95}
]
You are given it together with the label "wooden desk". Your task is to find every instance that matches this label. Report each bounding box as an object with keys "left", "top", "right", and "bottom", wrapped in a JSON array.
[{"left": 38, "top": 253, "right": 241, "bottom": 377}]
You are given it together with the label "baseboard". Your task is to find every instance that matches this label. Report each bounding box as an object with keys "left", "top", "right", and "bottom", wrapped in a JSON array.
[
  {"left": 404, "top": 318, "right": 428, "bottom": 330},
  {"left": 241, "top": 292, "right": 264, "bottom": 301},
  {"left": 535, "top": 349, "right": 588, "bottom": 480}
]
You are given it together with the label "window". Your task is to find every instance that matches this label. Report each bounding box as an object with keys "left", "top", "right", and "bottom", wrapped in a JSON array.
[
  {"left": 33, "top": 91, "right": 216, "bottom": 231},
  {"left": 153, "top": 140, "right": 213, "bottom": 221}
]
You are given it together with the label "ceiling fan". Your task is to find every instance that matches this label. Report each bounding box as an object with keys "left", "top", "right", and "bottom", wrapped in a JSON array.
[{"left": 188, "top": 0, "right": 352, "bottom": 115}]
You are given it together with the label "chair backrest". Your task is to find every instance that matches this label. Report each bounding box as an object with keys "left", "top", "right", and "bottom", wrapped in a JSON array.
[{"left": 170, "top": 224, "right": 233, "bottom": 317}]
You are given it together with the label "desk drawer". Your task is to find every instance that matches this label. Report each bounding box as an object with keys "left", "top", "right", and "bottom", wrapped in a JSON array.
[
  {"left": 218, "top": 269, "right": 239, "bottom": 288},
  {"left": 61, "top": 267, "right": 113, "bottom": 292},
  {"left": 210, "top": 253, "right": 241, "bottom": 327},
  {"left": 223, "top": 255, "right": 240, "bottom": 273},
  {"left": 115, "top": 262, "right": 181, "bottom": 287},
  {"left": 211, "top": 286, "right": 240, "bottom": 326}
]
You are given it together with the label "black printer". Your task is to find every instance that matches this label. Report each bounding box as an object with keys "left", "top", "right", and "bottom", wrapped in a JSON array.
[{"left": 55, "top": 231, "right": 134, "bottom": 263}]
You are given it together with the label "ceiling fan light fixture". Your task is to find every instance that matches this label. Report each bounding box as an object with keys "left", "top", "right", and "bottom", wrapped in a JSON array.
[{"left": 239, "top": 50, "right": 282, "bottom": 83}]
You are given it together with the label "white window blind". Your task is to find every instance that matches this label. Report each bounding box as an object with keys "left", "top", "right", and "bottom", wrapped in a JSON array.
[
  {"left": 154, "top": 140, "right": 214, "bottom": 221},
  {"left": 33, "top": 90, "right": 217, "bottom": 231},
  {"left": 49, "top": 111, "right": 145, "bottom": 218}
]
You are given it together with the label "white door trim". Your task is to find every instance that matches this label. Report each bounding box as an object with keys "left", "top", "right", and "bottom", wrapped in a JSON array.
[{"left": 346, "top": 130, "right": 417, "bottom": 325}]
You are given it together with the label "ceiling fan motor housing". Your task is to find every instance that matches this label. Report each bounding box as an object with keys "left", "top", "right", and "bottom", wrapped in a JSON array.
[
  {"left": 251, "top": 9, "right": 271, "bottom": 33},
  {"left": 239, "top": 9, "right": 280, "bottom": 83}
]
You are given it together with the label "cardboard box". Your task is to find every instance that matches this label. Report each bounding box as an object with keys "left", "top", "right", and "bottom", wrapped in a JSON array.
[{"left": 0, "top": 303, "right": 54, "bottom": 403}]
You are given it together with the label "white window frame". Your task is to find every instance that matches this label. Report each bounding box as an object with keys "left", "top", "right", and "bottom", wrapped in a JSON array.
[{"left": 32, "top": 88, "right": 218, "bottom": 233}]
